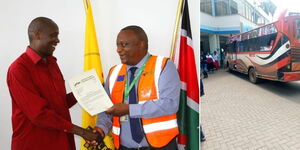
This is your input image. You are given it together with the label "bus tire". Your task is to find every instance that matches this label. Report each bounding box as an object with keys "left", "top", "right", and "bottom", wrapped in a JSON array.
[
  {"left": 225, "top": 62, "right": 231, "bottom": 72},
  {"left": 248, "top": 68, "right": 259, "bottom": 83}
]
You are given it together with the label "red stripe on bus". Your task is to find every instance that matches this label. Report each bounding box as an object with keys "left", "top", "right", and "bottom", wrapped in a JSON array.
[
  {"left": 259, "top": 75, "right": 276, "bottom": 80},
  {"left": 249, "top": 56, "right": 290, "bottom": 73},
  {"left": 284, "top": 72, "right": 300, "bottom": 81}
]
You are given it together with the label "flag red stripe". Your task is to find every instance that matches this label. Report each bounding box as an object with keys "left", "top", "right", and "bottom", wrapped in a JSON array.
[
  {"left": 177, "top": 134, "right": 188, "bottom": 145},
  {"left": 178, "top": 36, "right": 199, "bottom": 104}
]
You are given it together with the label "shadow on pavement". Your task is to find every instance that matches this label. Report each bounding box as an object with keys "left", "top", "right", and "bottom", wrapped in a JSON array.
[{"left": 227, "top": 70, "right": 300, "bottom": 104}]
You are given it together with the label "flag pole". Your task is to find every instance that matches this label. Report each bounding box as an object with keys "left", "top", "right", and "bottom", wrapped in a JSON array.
[
  {"left": 169, "top": 0, "right": 184, "bottom": 60},
  {"left": 81, "top": 0, "right": 115, "bottom": 149}
]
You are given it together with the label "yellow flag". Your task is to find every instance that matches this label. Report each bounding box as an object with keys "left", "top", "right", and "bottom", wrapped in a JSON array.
[{"left": 81, "top": 0, "right": 115, "bottom": 149}]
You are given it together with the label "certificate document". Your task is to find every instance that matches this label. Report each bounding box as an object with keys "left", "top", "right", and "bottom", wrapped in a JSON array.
[{"left": 68, "top": 69, "right": 113, "bottom": 116}]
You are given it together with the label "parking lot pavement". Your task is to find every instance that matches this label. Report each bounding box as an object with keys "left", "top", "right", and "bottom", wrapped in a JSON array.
[{"left": 201, "top": 69, "right": 300, "bottom": 150}]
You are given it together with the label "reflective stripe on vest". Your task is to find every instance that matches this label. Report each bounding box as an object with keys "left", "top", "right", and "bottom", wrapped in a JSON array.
[
  {"left": 108, "top": 55, "right": 178, "bottom": 148},
  {"left": 112, "top": 126, "right": 120, "bottom": 135},
  {"left": 154, "top": 56, "right": 163, "bottom": 98},
  {"left": 109, "top": 64, "right": 123, "bottom": 95},
  {"left": 143, "top": 119, "right": 178, "bottom": 133}
]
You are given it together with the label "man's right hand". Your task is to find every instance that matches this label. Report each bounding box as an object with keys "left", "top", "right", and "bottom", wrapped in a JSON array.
[
  {"left": 93, "top": 126, "right": 105, "bottom": 137},
  {"left": 88, "top": 126, "right": 105, "bottom": 146},
  {"left": 82, "top": 129, "right": 102, "bottom": 142},
  {"left": 70, "top": 125, "right": 103, "bottom": 142}
]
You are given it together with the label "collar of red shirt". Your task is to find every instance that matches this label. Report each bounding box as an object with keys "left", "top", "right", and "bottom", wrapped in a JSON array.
[{"left": 26, "top": 46, "right": 57, "bottom": 64}]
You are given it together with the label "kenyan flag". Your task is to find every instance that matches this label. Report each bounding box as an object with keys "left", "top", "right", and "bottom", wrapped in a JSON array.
[{"left": 176, "top": 0, "right": 199, "bottom": 150}]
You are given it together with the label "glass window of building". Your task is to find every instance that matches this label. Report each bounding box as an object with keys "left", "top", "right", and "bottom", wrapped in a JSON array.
[
  {"left": 248, "top": 6, "right": 252, "bottom": 21},
  {"left": 201, "top": 0, "right": 212, "bottom": 15},
  {"left": 230, "top": 0, "right": 238, "bottom": 14},
  {"left": 245, "top": 5, "right": 249, "bottom": 19},
  {"left": 253, "top": 11, "right": 259, "bottom": 24},
  {"left": 215, "top": 0, "right": 229, "bottom": 16},
  {"left": 238, "top": 2, "right": 245, "bottom": 16}
]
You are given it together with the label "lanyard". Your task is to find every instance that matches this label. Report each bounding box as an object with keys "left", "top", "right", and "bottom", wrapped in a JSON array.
[{"left": 124, "top": 55, "right": 150, "bottom": 100}]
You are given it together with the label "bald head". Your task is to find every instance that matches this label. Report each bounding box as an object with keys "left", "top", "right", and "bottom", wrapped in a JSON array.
[
  {"left": 27, "top": 17, "right": 60, "bottom": 58},
  {"left": 28, "top": 17, "right": 57, "bottom": 44},
  {"left": 121, "top": 25, "right": 148, "bottom": 49}
]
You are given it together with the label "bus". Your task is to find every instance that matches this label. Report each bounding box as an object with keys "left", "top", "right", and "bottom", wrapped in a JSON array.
[{"left": 225, "top": 12, "right": 300, "bottom": 83}]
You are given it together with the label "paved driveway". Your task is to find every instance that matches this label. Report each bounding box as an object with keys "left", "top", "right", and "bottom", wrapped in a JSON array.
[{"left": 201, "top": 70, "right": 300, "bottom": 150}]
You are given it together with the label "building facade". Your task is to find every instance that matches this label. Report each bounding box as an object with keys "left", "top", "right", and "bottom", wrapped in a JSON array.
[{"left": 200, "top": 0, "right": 276, "bottom": 65}]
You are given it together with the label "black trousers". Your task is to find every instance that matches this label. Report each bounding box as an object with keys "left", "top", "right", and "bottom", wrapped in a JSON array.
[{"left": 119, "top": 138, "right": 178, "bottom": 150}]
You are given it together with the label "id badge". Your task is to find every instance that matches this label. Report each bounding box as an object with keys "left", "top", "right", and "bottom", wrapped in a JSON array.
[{"left": 120, "top": 115, "right": 129, "bottom": 122}]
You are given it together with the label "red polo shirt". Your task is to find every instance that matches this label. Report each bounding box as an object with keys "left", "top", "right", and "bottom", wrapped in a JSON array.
[{"left": 7, "top": 47, "right": 77, "bottom": 150}]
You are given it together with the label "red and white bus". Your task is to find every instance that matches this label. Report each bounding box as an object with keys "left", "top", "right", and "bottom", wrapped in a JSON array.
[{"left": 225, "top": 12, "right": 300, "bottom": 83}]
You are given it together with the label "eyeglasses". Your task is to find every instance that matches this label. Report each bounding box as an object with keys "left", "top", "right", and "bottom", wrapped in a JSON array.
[{"left": 117, "top": 41, "right": 139, "bottom": 48}]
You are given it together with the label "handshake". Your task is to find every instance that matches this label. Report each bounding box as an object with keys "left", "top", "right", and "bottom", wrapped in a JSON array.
[{"left": 72, "top": 125, "right": 111, "bottom": 150}]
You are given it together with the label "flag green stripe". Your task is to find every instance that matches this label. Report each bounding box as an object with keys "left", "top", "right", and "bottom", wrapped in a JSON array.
[
  {"left": 186, "top": 106, "right": 199, "bottom": 150},
  {"left": 177, "top": 89, "right": 199, "bottom": 150}
]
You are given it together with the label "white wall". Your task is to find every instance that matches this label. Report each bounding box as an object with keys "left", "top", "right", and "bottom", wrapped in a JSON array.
[
  {"left": 240, "top": 15, "right": 258, "bottom": 31},
  {"left": 0, "top": 0, "right": 199, "bottom": 149},
  {"left": 200, "top": 12, "right": 240, "bottom": 29}
]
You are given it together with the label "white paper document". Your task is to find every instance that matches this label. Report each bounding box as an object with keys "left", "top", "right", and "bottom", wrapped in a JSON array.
[{"left": 68, "top": 69, "right": 113, "bottom": 116}]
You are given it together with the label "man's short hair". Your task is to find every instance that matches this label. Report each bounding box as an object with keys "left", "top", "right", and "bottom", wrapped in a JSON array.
[
  {"left": 121, "top": 25, "right": 148, "bottom": 49},
  {"left": 28, "top": 17, "right": 56, "bottom": 43}
]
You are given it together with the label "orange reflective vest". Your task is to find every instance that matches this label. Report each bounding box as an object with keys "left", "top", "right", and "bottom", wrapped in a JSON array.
[{"left": 108, "top": 55, "right": 179, "bottom": 149}]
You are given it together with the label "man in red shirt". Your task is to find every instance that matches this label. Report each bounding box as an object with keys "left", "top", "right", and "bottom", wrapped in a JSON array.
[{"left": 7, "top": 17, "right": 100, "bottom": 150}]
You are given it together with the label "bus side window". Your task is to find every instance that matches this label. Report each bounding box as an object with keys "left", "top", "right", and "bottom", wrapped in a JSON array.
[
  {"left": 227, "top": 43, "right": 232, "bottom": 53},
  {"left": 253, "top": 38, "right": 259, "bottom": 51},
  {"left": 248, "top": 38, "right": 256, "bottom": 51},
  {"left": 259, "top": 35, "right": 267, "bottom": 51},
  {"left": 280, "top": 35, "right": 288, "bottom": 45},
  {"left": 295, "top": 19, "right": 300, "bottom": 38},
  {"left": 269, "top": 40, "right": 274, "bottom": 47},
  {"left": 261, "top": 39, "right": 274, "bottom": 51},
  {"left": 244, "top": 40, "right": 249, "bottom": 52},
  {"left": 258, "top": 33, "right": 277, "bottom": 51},
  {"left": 232, "top": 41, "right": 237, "bottom": 52},
  {"left": 239, "top": 42, "right": 244, "bottom": 52},
  {"left": 242, "top": 41, "right": 246, "bottom": 52}
]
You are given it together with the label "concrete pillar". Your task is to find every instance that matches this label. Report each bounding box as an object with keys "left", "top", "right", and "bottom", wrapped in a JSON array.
[{"left": 209, "top": 34, "right": 220, "bottom": 54}]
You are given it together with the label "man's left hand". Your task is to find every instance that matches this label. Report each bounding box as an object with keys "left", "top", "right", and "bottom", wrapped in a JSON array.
[{"left": 106, "top": 104, "right": 129, "bottom": 116}]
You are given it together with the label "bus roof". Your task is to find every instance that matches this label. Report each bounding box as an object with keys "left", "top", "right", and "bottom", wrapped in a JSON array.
[{"left": 227, "top": 12, "right": 300, "bottom": 44}]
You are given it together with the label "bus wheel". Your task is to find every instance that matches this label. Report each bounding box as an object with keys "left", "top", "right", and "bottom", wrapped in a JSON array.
[
  {"left": 249, "top": 68, "right": 259, "bottom": 83},
  {"left": 225, "top": 62, "right": 231, "bottom": 72}
]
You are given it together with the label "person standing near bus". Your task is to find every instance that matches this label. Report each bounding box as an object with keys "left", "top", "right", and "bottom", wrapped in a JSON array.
[
  {"left": 206, "top": 52, "right": 215, "bottom": 72},
  {"left": 213, "top": 51, "right": 219, "bottom": 70},
  {"left": 201, "top": 51, "right": 208, "bottom": 78}
]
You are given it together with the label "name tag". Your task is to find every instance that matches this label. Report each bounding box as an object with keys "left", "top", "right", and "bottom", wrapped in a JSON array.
[{"left": 120, "top": 115, "right": 129, "bottom": 122}]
